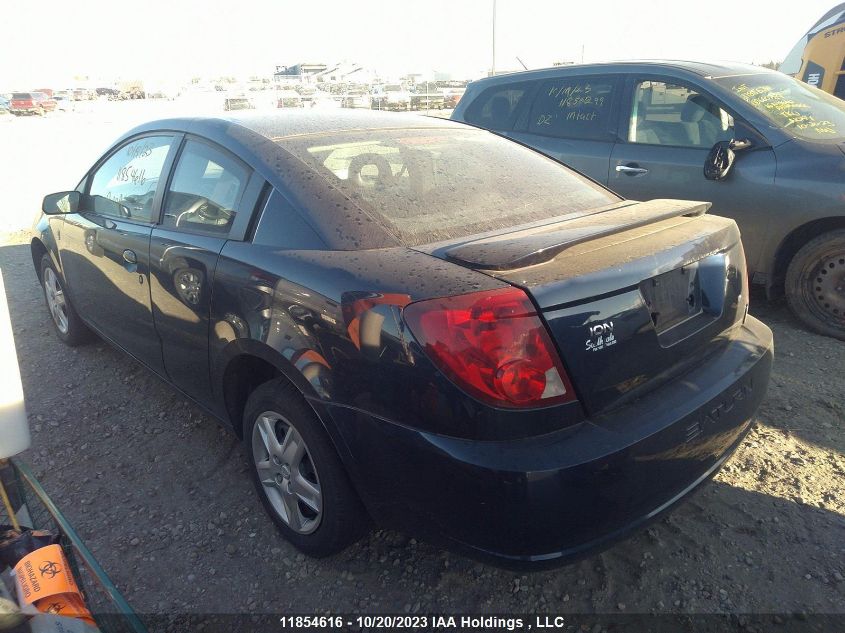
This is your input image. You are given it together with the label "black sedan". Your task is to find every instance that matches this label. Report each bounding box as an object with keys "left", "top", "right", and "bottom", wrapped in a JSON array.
[{"left": 32, "top": 111, "right": 772, "bottom": 566}]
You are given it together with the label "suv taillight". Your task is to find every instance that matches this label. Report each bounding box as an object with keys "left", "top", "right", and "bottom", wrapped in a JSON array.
[{"left": 403, "top": 287, "right": 576, "bottom": 408}]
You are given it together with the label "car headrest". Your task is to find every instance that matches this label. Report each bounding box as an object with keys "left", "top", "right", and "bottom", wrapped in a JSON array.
[
  {"left": 489, "top": 96, "right": 511, "bottom": 125},
  {"left": 681, "top": 95, "right": 710, "bottom": 123}
]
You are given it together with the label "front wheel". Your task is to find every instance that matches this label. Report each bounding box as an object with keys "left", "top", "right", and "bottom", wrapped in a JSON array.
[
  {"left": 40, "top": 255, "right": 90, "bottom": 345},
  {"left": 785, "top": 229, "right": 845, "bottom": 340},
  {"left": 243, "top": 379, "right": 369, "bottom": 556}
]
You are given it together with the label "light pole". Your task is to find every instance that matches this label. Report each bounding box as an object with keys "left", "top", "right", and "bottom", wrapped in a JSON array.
[{"left": 492, "top": 0, "right": 497, "bottom": 76}]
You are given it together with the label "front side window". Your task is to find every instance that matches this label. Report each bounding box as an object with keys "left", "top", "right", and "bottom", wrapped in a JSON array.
[
  {"left": 464, "top": 84, "right": 529, "bottom": 131},
  {"left": 161, "top": 140, "right": 248, "bottom": 236},
  {"left": 88, "top": 136, "right": 174, "bottom": 222},
  {"left": 527, "top": 77, "right": 616, "bottom": 140},
  {"left": 628, "top": 81, "right": 734, "bottom": 148}
]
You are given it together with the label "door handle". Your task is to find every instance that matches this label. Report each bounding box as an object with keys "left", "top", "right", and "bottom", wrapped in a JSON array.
[
  {"left": 123, "top": 249, "right": 137, "bottom": 264},
  {"left": 616, "top": 164, "right": 649, "bottom": 175}
]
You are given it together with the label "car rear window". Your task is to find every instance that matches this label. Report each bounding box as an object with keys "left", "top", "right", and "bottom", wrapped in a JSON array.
[
  {"left": 278, "top": 127, "right": 619, "bottom": 247},
  {"left": 12, "top": 93, "right": 31, "bottom": 99}
]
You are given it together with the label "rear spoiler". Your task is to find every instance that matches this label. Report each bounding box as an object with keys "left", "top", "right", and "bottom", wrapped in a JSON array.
[{"left": 444, "top": 199, "right": 711, "bottom": 271}]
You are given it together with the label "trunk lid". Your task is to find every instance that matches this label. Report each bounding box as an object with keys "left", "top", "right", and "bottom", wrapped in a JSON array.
[{"left": 422, "top": 199, "right": 749, "bottom": 415}]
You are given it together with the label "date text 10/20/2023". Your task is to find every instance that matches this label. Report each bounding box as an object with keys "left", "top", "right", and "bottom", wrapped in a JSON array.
[{"left": 277, "top": 615, "right": 574, "bottom": 630}]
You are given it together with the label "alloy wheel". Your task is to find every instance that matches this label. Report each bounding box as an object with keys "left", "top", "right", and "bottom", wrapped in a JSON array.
[
  {"left": 251, "top": 410, "right": 322, "bottom": 534},
  {"left": 43, "top": 268, "right": 69, "bottom": 334}
]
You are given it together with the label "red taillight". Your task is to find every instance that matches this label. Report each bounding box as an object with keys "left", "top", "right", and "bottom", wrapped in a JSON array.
[{"left": 403, "top": 287, "right": 576, "bottom": 408}]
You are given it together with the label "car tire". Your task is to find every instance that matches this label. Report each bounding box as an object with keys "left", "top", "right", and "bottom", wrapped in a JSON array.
[
  {"left": 40, "top": 255, "right": 90, "bottom": 346},
  {"left": 785, "top": 229, "right": 845, "bottom": 340},
  {"left": 243, "top": 378, "right": 370, "bottom": 557}
]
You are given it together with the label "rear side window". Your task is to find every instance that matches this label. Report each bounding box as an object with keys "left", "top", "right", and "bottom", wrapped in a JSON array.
[
  {"left": 252, "top": 189, "right": 325, "bottom": 249},
  {"left": 464, "top": 83, "right": 530, "bottom": 131},
  {"left": 527, "top": 77, "right": 617, "bottom": 140},
  {"left": 161, "top": 140, "right": 249, "bottom": 236}
]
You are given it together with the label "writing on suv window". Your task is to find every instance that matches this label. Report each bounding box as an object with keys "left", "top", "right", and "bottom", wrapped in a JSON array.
[{"left": 717, "top": 73, "right": 845, "bottom": 141}]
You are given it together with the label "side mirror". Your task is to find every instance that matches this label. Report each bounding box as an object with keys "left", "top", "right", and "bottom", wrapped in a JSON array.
[
  {"left": 42, "top": 191, "right": 81, "bottom": 214},
  {"left": 704, "top": 139, "right": 752, "bottom": 181}
]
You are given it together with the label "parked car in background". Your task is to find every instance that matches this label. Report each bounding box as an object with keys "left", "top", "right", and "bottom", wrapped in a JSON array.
[
  {"left": 224, "top": 95, "right": 254, "bottom": 111},
  {"left": 53, "top": 94, "right": 74, "bottom": 112},
  {"left": 277, "top": 90, "right": 303, "bottom": 108},
  {"left": 370, "top": 84, "right": 410, "bottom": 111},
  {"left": 454, "top": 61, "right": 845, "bottom": 340},
  {"left": 33, "top": 92, "right": 57, "bottom": 112},
  {"left": 95, "top": 87, "right": 121, "bottom": 99},
  {"left": 410, "top": 82, "right": 445, "bottom": 110},
  {"left": 340, "top": 87, "right": 369, "bottom": 109},
  {"left": 0, "top": 96, "right": 9, "bottom": 115},
  {"left": 444, "top": 87, "right": 466, "bottom": 109},
  {"left": 10, "top": 92, "right": 52, "bottom": 115},
  {"left": 32, "top": 111, "right": 772, "bottom": 566}
]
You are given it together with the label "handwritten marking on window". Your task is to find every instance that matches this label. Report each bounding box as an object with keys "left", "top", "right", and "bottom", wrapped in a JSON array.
[{"left": 733, "top": 83, "right": 837, "bottom": 136}]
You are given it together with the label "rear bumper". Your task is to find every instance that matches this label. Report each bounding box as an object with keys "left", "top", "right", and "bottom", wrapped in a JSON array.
[{"left": 328, "top": 316, "right": 773, "bottom": 567}]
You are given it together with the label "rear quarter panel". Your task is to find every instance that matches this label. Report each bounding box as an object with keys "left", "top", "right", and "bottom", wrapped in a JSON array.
[{"left": 209, "top": 243, "right": 586, "bottom": 441}]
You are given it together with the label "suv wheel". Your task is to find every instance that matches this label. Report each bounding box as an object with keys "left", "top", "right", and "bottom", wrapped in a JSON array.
[
  {"left": 785, "top": 229, "right": 845, "bottom": 340},
  {"left": 243, "top": 378, "right": 369, "bottom": 556},
  {"left": 40, "top": 255, "right": 90, "bottom": 345}
]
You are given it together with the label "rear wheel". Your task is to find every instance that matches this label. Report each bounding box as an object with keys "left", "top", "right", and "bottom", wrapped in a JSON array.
[
  {"left": 785, "top": 230, "right": 845, "bottom": 340},
  {"left": 40, "top": 255, "right": 90, "bottom": 345},
  {"left": 243, "top": 379, "right": 369, "bottom": 556}
]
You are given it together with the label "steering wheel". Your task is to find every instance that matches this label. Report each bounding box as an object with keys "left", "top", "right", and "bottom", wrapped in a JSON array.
[
  {"left": 347, "top": 153, "right": 395, "bottom": 188},
  {"left": 175, "top": 197, "right": 231, "bottom": 228}
]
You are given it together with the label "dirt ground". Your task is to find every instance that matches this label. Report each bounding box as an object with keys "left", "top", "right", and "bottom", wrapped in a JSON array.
[
  {"left": 1, "top": 229, "right": 843, "bottom": 621},
  {"left": 0, "top": 104, "right": 843, "bottom": 629}
]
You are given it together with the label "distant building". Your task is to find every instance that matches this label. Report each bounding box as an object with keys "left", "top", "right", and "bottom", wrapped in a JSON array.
[
  {"left": 274, "top": 63, "right": 328, "bottom": 85},
  {"left": 274, "top": 62, "right": 383, "bottom": 86}
]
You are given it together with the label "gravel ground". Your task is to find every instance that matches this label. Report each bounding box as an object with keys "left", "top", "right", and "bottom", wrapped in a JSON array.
[
  {"left": 1, "top": 232, "right": 843, "bottom": 623},
  {"left": 0, "top": 104, "right": 843, "bottom": 629}
]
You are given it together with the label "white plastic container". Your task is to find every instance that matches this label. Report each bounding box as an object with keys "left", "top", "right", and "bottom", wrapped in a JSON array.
[{"left": 0, "top": 270, "right": 30, "bottom": 459}]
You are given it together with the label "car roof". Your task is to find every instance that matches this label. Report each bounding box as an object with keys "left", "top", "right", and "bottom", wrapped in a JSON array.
[
  {"left": 472, "top": 60, "right": 778, "bottom": 84},
  {"left": 129, "top": 109, "right": 465, "bottom": 141},
  {"left": 114, "top": 111, "right": 476, "bottom": 251}
]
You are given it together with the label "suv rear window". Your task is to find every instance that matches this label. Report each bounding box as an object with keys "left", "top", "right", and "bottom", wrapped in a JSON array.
[
  {"left": 12, "top": 93, "right": 31, "bottom": 99},
  {"left": 527, "top": 77, "right": 617, "bottom": 140},
  {"left": 463, "top": 83, "right": 530, "bottom": 131},
  {"left": 280, "top": 127, "right": 619, "bottom": 246}
]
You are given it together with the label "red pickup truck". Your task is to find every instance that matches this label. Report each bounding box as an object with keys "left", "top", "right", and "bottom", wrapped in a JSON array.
[{"left": 10, "top": 92, "right": 56, "bottom": 115}]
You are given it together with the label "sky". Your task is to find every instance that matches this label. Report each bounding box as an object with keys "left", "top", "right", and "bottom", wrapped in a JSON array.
[{"left": 0, "top": 0, "right": 838, "bottom": 87}]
